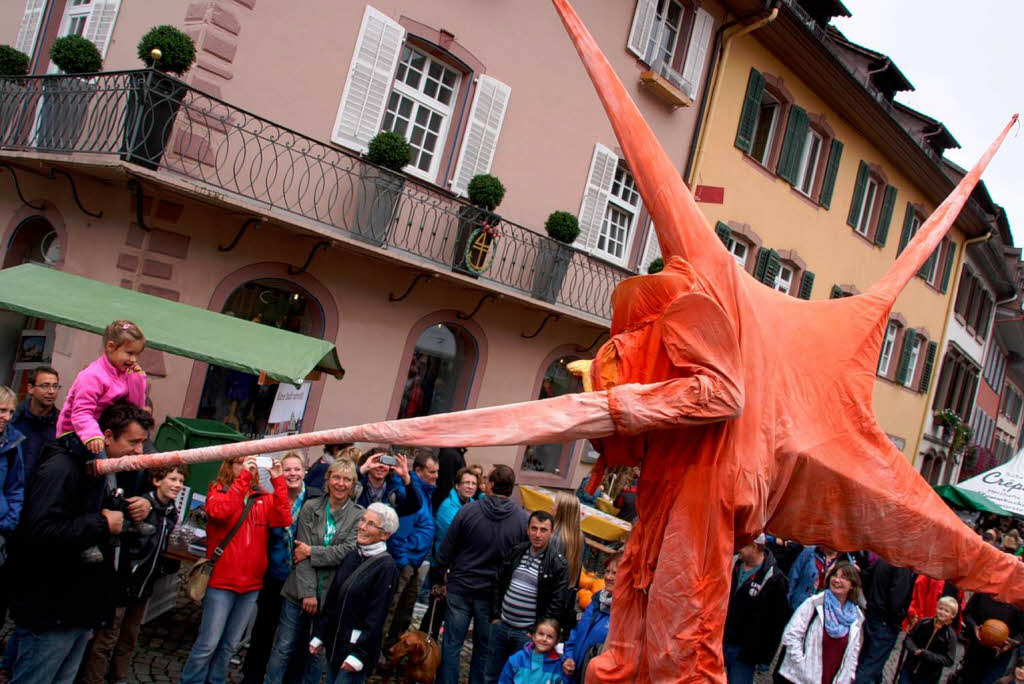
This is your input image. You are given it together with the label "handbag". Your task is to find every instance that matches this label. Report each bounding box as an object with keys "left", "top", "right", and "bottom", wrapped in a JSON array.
[{"left": 186, "top": 497, "right": 256, "bottom": 604}]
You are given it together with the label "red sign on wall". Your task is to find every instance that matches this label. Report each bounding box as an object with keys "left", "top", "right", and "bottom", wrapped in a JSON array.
[{"left": 694, "top": 185, "right": 725, "bottom": 204}]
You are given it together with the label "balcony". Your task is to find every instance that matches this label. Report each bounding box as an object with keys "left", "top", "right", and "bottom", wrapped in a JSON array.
[{"left": 0, "top": 70, "right": 629, "bottom": 323}]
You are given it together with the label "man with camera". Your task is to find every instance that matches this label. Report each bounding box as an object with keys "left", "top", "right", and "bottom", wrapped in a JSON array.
[
  {"left": 355, "top": 447, "right": 421, "bottom": 516},
  {"left": 7, "top": 400, "right": 154, "bottom": 684}
]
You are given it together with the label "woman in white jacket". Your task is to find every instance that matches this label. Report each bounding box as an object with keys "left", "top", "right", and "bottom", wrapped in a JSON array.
[{"left": 778, "top": 561, "right": 865, "bottom": 684}]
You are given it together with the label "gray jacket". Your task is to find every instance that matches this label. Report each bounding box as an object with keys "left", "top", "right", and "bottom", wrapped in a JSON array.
[{"left": 281, "top": 496, "right": 363, "bottom": 604}]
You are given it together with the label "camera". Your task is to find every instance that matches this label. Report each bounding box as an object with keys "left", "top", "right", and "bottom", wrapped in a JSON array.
[
  {"left": 379, "top": 454, "right": 398, "bottom": 467},
  {"left": 255, "top": 456, "right": 274, "bottom": 469}
]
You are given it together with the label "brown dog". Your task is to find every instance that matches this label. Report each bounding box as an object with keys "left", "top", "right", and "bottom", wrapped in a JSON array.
[{"left": 387, "top": 630, "right": 441, "bottom": 684}]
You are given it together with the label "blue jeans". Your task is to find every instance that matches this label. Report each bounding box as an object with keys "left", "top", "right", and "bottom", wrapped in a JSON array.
[
  {"left": 327, "top": 669, "right": 366, "bottom": 684},
  {"left": 723, "top": 642, "right": 756, "bottom": 684},
  {"left": 10, "top": 625, "right": 92, "bottom": 684},
  {"left": 262, "top": 598, "right": 324, "bottom": 684},
  {"left": 180, "top": 587, "right": 259, "bottom": 684},
  {"left": 484, "top": 620, "right": 531, "bottom": 684},
  {"left": 438, "top": 592, "right": 492, "bottom": 684},
  {"left": 854, "top": 617, "right": 901, "bottom": 684}
]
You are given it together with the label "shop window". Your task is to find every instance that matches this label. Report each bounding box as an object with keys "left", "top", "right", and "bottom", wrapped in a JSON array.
[
  {"left": 397, "top": 322, "right": 478, "bottom": 419},
  {"left": 197, "top": 279, "right": 324, "bottom": 439},
  {"left": 521, "top": 355, "right": 583, "bottom": 477}
]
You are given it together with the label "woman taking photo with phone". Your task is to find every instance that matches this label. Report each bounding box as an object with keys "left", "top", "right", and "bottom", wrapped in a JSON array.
[
  {"left": 180, "top": 455, "right": 292, "bottom": 684},
  {"left": 355, "top": 447, "right": 421, "bottom": 516}
]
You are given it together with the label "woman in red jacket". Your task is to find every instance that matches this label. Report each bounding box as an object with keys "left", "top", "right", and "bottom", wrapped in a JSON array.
[{"left": 181, "top": 455, "right": 291, "bottom": 684}]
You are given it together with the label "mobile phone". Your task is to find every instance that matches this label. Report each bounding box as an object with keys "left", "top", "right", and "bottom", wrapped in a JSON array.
[
  {"left": 379, "top": 454, "right": 398, "bottom": 467},
  {"left": 255, "top": 456, "right": 274, "bottom": 469}
]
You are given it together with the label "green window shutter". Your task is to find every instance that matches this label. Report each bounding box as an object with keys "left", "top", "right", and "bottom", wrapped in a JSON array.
[
  {"left": 847, "top": 161, "right": 869, "bottom": 228},
  {"left": 897, "top": 202, "right": 915, "bottom": 256},
  {"left": 735, "top": 69, "right": 765, "bottom": 153},
  {"left": 940, "top": 242, "right": 957, "bottom": 293},
  {"left": 776, "top": 105, "right": 809, "bottom": 185},
  {"left": 715, "top": 221, "right": 732, "bottom": 246},
  {"left": 753, "top": 248, "right": 770, "bottom": 281},
  {"left": 798, "top": 270, "right": 815, "bottom": 299},
  {"left": 895, "top": 332, "right": 916, "bottom": 385},
  {"left": 919, "top": 341, "right": 938, "bottom": 393},
  {"left": 830, "top": 284, "right": 844, "bottom": 299},
  {"left": 874, "top": 185, "right": 897, "bottom": 247},
  {"left": 818, "top": 139, "right": 843, "bottom": 209},
  {"left": 762, "top": 250, "right": 781, "bottom": 285},
  {"left": 919, "top": 248, "right": 939, "bottom": 279}
]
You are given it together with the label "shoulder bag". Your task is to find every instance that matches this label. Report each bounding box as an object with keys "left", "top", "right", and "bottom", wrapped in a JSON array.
[{"left": 186, "top": 496, "right": 256, "bottom": 604}]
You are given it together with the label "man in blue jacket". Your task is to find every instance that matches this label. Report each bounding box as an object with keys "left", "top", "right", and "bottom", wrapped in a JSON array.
[
  {"left": 9, "top": 366, "right": 58, "bottom": 486},
  {"left": 0, "top": 386, "right": 26, "bottom": 641},
  {"left": 787, "top": 545, "right": 854, "bottom": 610},
  {"left": 381, "top": 450, "right": 437, "bottom": 655}
]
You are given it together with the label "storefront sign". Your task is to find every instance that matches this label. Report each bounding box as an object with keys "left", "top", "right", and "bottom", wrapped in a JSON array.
[{"left": 268, "top": 381, "right": 311, "bottom": 424}]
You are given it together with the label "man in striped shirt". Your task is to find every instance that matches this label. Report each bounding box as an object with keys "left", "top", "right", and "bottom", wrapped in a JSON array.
[{"left": 484, "top": 510, "right": 569, "bottom": 683}]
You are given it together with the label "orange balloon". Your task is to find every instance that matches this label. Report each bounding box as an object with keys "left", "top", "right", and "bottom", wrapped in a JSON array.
[
  {"left": 578, "top": 589, "right": 594, "bottom": 610},
  {"left": 979, "top": 619, "right": 1010, "bottom": 648}
]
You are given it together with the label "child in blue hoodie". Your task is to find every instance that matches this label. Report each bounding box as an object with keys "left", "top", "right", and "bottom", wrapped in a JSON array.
[{"left": 498, "top": 618, "right": 567, "bottom": 684}]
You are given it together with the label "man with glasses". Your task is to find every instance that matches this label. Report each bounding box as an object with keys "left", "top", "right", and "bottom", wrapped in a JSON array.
[{"left": 11, "top": 366, "right": 60, "bottom": 486}]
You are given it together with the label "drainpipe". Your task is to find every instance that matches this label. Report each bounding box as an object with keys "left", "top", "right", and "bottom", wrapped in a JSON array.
[
  {"left": 917, "top": 229, "right": 991, "bottom": 481},
  {"left": 684, "top": 2, "right": 779, "bottom": 186}
]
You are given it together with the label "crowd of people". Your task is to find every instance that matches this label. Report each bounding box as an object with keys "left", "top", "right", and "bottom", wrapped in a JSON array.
[{"left": 1, "top": 319, "right": 1023, "bottom": 684}]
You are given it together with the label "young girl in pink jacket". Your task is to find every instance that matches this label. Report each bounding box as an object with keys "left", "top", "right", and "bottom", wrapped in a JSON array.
[{"left": 57, "top": 320, "right": 148, "bottom": 452}]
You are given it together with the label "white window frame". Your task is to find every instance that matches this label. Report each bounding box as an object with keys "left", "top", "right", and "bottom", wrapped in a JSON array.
[
  {"left": 855, "top": 177, "right": 879, "bottom": 237},
  {"left": 750, "top": 93, "right": 780, "bottom": 166},
  {"left": 796, "top": 129, "right": 824, "bottom": 197},
  {"left": 645, "top": 0, "right": 685, "bottom": 68},
  {"left": 878, "top": 321, "right": 899, "bottom": 376},
  {"left": 903, "top": 336, "right": 922, "bottom": 388},
  {"left": 595, "top": 163, "right": 641, "bottom": 263},
  {"left": 774, "top": 264, "right": 794, "bottom": 294},
  {"left": 382, "top": 45, "right": 461, "bottom": 183},
  {"left": 728, "top": 238, "right": 748, "bottom": 268}
]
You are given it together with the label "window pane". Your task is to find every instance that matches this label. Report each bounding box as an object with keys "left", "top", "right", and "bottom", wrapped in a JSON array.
[
  {"left": 398, "top": 324, "right": 474, "bottom": 419},
  {"left": 798, "top": 131, "right": 823, "bottom": 195},
  {"left": 523, "top": 357, "right": 583, "bottom": 475},
  {"left": 731, "top": 241, "right": 748, "bottom": 267},
  {"left": 857, "top": 179, "right": 878, "bottom": 235},
  {"left": 751, "top": 99, "right": 778, "bottom": 165}
]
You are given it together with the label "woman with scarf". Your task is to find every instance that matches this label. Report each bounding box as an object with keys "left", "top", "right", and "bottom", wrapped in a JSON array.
[
  {"left": 562, "top": 552, "right": 620, "bottom": 683},
  {"left": 778, "top": 560, "right": 865, "bottom": 683},
  {"left": 309, "top": 502, "right": 400, "bottom": 684}
]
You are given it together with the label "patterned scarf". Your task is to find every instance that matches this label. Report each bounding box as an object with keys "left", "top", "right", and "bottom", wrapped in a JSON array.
[
  {"left": 823, "top": 589, "right": 858, "bottom": 638},
  {"left": 598, "top": 588, "right": 612, "bottom": 613}
]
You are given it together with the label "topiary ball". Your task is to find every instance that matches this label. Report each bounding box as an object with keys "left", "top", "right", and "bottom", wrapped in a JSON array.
[
  {"left": 50, "top": 35, "right": 102, "bottom": 75},
  {"left": 467, "top": 174, "right": 505, "bottom": 211},
  {"left": 647, "top": 257, "right": 664, "bottom": 274},
  {"left": 138, "top": 25, "right": 196, "bottom": 76},
  {"left": 365, "top": 130, "right": 412, "bottom": 172},
  {"left": 544, "top": 210, "right": 580, "bottom": 244},
  {"left": 0, "top": 45, "right": 29, "bottom": 78}
]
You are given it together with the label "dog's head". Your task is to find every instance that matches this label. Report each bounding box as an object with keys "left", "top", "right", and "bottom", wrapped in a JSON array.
[{"left": 388, "top": 630, "right": 428, "bottom": 665}]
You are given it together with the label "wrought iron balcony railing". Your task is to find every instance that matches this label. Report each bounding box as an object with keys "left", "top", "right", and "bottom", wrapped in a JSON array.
[{"left": 0, "top": 69, "right": 630, "bottom": 322}]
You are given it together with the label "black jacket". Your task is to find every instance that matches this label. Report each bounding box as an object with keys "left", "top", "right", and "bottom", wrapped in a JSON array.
[
  {"left": 10, "top": 399, "right": 56, "bottom": 486},
  {"left": 899, "top": 618, "right": 956, "bottom": 683},
  {"left": 431, "top": 447, "right": 467, "bottom": 514},
  {"left": 315, "top": 549, "right": 399, "bottom": 672},
  {"left": 10, "top": 434, "right": 115, "bottom": 630},
  {"left": 118, "top": 490, "right": 178, "bottom": 604},
  {"left": 863, "top": 558, "right": 916, "bottom": 627},
  {"left": 723, "top": 550, "right": 790, "bottom": 666},
  {"left": 490, "top": 542, "right": 570, "bottom": 629},
  {"left": 430, "top": 495, "right": 528, "bottom": 599}
]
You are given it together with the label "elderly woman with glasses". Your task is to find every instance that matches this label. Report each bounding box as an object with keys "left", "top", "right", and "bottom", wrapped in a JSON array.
[{"left": 309, "top": 502, "right": 400, "bottom": 684}]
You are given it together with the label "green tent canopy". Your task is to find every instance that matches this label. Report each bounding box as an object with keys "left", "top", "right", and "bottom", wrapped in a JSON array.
[
  {"left": 933, "top": 484, "right": 1014, "bottom": 517},
  {"left": 0, "top": 264, "right": 343, "bottom": 385}
]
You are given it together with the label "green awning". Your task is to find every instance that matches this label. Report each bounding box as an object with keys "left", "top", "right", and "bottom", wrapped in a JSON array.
[
  {"left": 0, "top": 264, "right": 343, "bottom": 385},
  {"left": 933, "top": 484, "right": 1014, "bottom": 516}
]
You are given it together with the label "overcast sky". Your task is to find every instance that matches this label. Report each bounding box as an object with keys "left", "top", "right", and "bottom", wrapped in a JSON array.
[{"left": 833, "top": 2, "right": 1022, "bottom": 244}]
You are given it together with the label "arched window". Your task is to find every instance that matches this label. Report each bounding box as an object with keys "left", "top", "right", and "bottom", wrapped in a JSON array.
[
  {"left": 196, "top": 278, "right": 325, "bottom": 439},
  {"left": 397, "top": 321, "right": 478, "bottom": 419},
  {"left": 517, "top": 352, "right": 584, "bottom": 484},
  {"left": 920, "top": 450, "right": 943, "bottom": 485},
  {"left": 3, "top": 215, "right": 62, "bottom": 269}
]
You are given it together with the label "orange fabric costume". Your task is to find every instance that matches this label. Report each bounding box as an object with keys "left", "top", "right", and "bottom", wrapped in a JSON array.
[{"left": 96, "top": 1, "right": 1023, "bottom": 681}]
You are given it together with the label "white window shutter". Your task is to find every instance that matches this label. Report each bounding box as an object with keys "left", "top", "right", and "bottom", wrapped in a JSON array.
[
  {"left": 451, "top": 75, "right": 512, "bottom": 197},
  {"left": 576, "top": 143, "right": 619, "bottom": 253},
  {"left": 626, "top": 0, "right": 658, "bottom": 60},
  {"left": 681, "top": 8, "right": 714, "bottom": 99},
  {"left": 331, "top": 5, "right": 406, "bottom": 153},
  {"left": 85, "top": 0, "right": 122, "bottom": 60},
  {"left": 15, "top": 0, "right": 46, "bottom": 58},
  {"left": 641, "top": 225, "right": 661, "bottom": 272}
]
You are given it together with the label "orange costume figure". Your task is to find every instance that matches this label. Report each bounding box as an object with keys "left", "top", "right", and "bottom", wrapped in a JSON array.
[{"left": 95, "top": 2, "right": 1024, "bottom": 681}]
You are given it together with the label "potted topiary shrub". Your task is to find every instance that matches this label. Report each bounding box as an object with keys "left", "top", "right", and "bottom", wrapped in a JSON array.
[
  {"left": 354, "top": 130, "right": 411, "bottom": 244},
  {"left": 122, "top": 25, "right": 196, "bottom": 170},
  {"left": 0, "top": 45, "right": 30, "bottom": 144},
  {"left": 531, "top": 211, "right": 580, "bottom": 303},
  {"left": 37, "top": 35, "right": 102, "bottom": 149},
  {"left": 452, "top": 174, "right": 505, "bottom": 278},
  {"left": 647, "top": 257, "right": 664, "bottom": 274}
]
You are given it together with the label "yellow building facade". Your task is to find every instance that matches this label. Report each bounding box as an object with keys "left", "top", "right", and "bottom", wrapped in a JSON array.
[{"left": 689, "top": 30, "right": 974, "bottom": 460}]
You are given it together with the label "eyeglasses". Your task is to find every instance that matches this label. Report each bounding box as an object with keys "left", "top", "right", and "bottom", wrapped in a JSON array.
[
  {"left": 32, "top": 383, "right": 61, "bottom": 391},
  {"left": 358, "top": 517, "right": 382, "bottom": 530}
]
